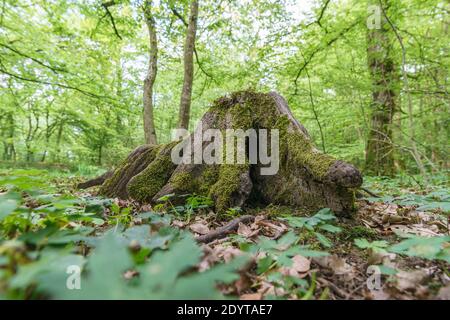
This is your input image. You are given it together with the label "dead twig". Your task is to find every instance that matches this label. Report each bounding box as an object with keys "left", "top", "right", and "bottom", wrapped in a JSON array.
[
  {"left": 317, "top": 277, "right": 348, "bottom": 299},
  {"left": 360, "top": 187, "right": 381, "bottom": 198},
  {"left": 196, "top": 215, "right": 255, "bottom": 243}
]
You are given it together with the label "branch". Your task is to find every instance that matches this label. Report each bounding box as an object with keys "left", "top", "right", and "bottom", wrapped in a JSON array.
[
  {"left": 316, "top": 0, "right": 331, "bottom": 27},
  {"left": 360, "top": 187, "right": 380, "bottom": 198},
  {"left": 196, "top": 215, "right": 255, "bottom": 243},
  {"left": 293, "top": 20, "right": 359, "bottom": 95},
  {"left": 0, "top": 43, "right": 67, "bottom": 73},
  {"left": 101, "top": 1, "right": 122, "bottom": 40},
  {"left": 0, "top": 64, "right": 108, "bottom": 99},
  {"left": 171, "top": 7, "right": 187, "bottom": 26}
]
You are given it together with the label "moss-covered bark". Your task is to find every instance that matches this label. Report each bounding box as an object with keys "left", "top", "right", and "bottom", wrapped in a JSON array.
[{"left": 97, "top": 91, "right": 363, "bottom": 215}]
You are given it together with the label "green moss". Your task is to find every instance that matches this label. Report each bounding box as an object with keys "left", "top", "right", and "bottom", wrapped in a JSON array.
[
  {"left": 127, "top": 142, "right": 178, "bottom": 202},
  {"left": 341, "top": 225, "right": 378, "bottom": 241},
  {"left": 99, "top": 164, "right": 128, "bottom": 196},
  {"left": 272, "top": 112, "right": 336, "bottom": 180},
  {"left": 209, "top": 163, "right": 249, "bottom": 213},
  {"left": 287, "top": 133, "right": 335, "bottom": 179},
  {"left": 296, "top": 229, "right": 322, "bottom": 250},
  {"left": 99, "top": 146, "right": 158, "bottom": 197},
  {"left": 198, "top": 165, "right": 220, "bottom": 194},
  {"left": 170, "top": 171, "right": 194, "bottom": 192},
  {"left": 263, "top": 204, "right": 295, "bottom": 217}
]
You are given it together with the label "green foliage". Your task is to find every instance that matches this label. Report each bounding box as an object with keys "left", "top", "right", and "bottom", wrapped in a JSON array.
[
  {"left": 354, "top": 238, "right": 389, "bottom": 254},
  {"left": 155, "top": 193, "right": 213, "bottom": 221},
  {"left": 389, "top": 235, "right": 450, "bottom": 263},
  {"left": 0, "top": 172, "right": 247, "bottom": 299},
  {"left": 224, "top": 206, "right": 243, "bottom": 218},
  {"left": 282, "top": 208, "right": 342, "bottom": 248},
  {"left": 250, "top": 231, "right": 328, "bottom": 274},
  {"left": 365, "top": 189, "right": 450, "bottom": 214},
  {"left": 4, "top": 233, "right": 247, "bottom": 299},
  {"left": 354, "top": 235, "right": 450, "bottom": 263},
  {"left": 245, "top": 231, "right": 327, "bottom": 299},
  {"left": 0, "top": 0, "right": 448, "bottom": 177},
  {"left": 108, "top": 202, "right": 132, "bottom": 227}
]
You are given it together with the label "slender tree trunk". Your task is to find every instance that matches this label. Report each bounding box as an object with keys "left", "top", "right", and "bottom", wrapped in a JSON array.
[
  {"left": 3, "top": 113, "right": 15, "bottom": 161},
  {"left": 55, "top": 121, "right": 64, "bottom": 162},
  {"left": 365, "top": 1, "right": 397, "bottom": 176},
  {"left": 177, "top": 0, "right": 199, "bottom": 130},
  {"left": 143, "top": 0, "right": 158, "bottom": 145},
  {"left": 380, "top": 3, "right": 427, "bottom": 180}
]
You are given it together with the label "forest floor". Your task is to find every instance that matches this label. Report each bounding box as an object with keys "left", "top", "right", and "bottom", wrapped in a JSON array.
[{"left": 0, "top": 167, "right": 448, "bottom": 300}]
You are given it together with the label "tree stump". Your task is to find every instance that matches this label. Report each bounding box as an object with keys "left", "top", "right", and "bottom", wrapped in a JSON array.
[{"left": 96, "top": 91, "right": 362, "bottom": 215}]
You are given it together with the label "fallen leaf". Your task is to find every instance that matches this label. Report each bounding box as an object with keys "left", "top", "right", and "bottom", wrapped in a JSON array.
[
  {"left": 313, "top": 255, "right": 355, "bottom": 280},
  {"left": 190, "top": 223, "right": 210, "bottom": 235},
  {"left": 123, "top": 270, "right": 138, "bottom": 280},
  {"left": 280, "top": 255, "right": 310, "bottom": 278},
  {"left": 436, "top": 284, "right": 450, "bottom": 300},
  {"left": 221, "top": 247, "right": 244, "bottom": 263},
  {"left": 237, "top": 222, "right": 254, "bottom": 238},
  {"left": 393, "top": 270, "right": 427, "bottom": 292},
  {"left": 172, "top": 220, "right": 185, "bottom": 228},
  {"left": 240, "top": 293, "right": 262, "bottom": 300},
  {"left": 258, "top": 281, "right": 285, "bottom": 297}
]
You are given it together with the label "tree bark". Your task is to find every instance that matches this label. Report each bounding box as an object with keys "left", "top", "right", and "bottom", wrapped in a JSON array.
[
  {"left": 365, "top": 1, "right": 397, "bottom": 176},
  {"left": 143, "top": 0, "right": 158, "bottom": 145},
  {"left": 177, "top": 0, "right": 199, "bottom": 130}
]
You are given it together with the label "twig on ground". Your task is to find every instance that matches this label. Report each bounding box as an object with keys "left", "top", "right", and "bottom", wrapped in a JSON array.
[
  {"left": 317, "top": 277, "right": 348, "bottom": 299},
  {"left": 360, "top": 187, "right": 381, "bottom": 198},
  {"left": 196, "top": 215, "right": 255, "bottom": 243}
]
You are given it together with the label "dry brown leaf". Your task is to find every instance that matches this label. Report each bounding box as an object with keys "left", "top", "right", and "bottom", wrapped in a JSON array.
[
  {"left": 140, "top": 204, "right": 153, "bottom": 212},
  {"left": 368, "top": 250, "right": 396, "bottom": 265},
  {"left": 436, "top": 284, "right": 450, "bottom": 300},
  {"left": 237, "top": 222, "right": 254, "bottom": 238},
  {"left": 240, "top": 293, "right": 262, "bottom": 300},
  {"left": 190, "top": 223, "right": 210, "bottom": 235},
  {"left": 393, "top": 270, "right": 427, "bottom": 292},
  {"left": 123, "top": 270, "right": 138, "bottom": 280},
  {"left": 389, "top": 224, "right": 440, "bottom": 237},
  {"left": 258, "top": 281, "right": 285, "bottom": 297},
  {"left": 313, "top": 255, "right": 355, "bottom": 280},
  {"left": 364, "top": 288, "right": 391, "bottom": 300},
  {"left": 172, "top": 220, "right": 185, "bottom": 228},
  {"left": 235, "top": 273, "right": 252, "bottom": 294},
  {"left": 221, "top": 247, "right": 244, "bottom": 263},
  {"left": 280, "top": 255, "right": 310, "bottom": 278}
]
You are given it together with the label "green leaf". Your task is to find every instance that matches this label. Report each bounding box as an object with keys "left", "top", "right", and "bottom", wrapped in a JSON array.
[
  {"left": 388, "top": 236, "right": 450, "bottom": 262},
  {"left": 314, "top": 232, "right": 332, "bottom": 248},
  {"left": 256, "top": 256, "right": 273, "bottom": 274},
  {"left": 138, "top": 234, "right": 202, "bottom": 293},
  {"left": 10, "top": 249, "right": 85, "bottom": 290},
  {"left": 0, "top": 199, "right": 18, "bottom": 221},
  {"left": 44, "top": 233, "right": 134, "bottom": 299}
]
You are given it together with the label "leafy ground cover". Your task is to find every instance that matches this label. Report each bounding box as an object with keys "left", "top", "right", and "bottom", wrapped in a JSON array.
[{"left": 0, "top": 168, "right": 448, "bottom": 300}]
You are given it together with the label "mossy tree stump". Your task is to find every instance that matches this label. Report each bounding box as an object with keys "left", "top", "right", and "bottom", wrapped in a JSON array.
[{"left": 97, "top": 91, "right": 363, "bottom": 215}]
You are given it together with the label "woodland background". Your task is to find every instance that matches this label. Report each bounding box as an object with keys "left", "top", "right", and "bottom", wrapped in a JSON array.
[{"left": 1, "top": 0, "right": 448, "bottom": 178}]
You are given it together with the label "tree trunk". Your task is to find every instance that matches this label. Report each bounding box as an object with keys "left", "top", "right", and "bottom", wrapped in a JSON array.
[
  {"left": 365, "top": 2, "right": 397, "bottom": 176},
  {"left": 177, "top": 0, "right": 199, "bottom": 130},
  {"left": 94, "top": 91, "right": 362, "bottom": 215},
  {"left": 143, "top": 0, "right": 158, "bottom": 145}
]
